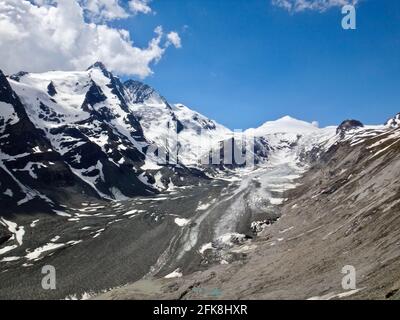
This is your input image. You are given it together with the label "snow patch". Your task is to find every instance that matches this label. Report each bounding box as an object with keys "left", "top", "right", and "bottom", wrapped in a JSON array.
[
  {"left": 307, "top": 288, "right": 363, "bottom": 300},
  {"left": 25, "top": 243, "right": 66, "bottom": 260},
  {"left": 1, "top": 256, "right": 21, "bottom": 262},
  {"left": 164, "top": 268, "right": 183, "bottom": 279},
  {"left": 3, "top": 189, "right": 13, "bottom": 197},
  {"left": 0, "top": 218, "right": 25, "bottom": 245},
  {"left": 30, "top": 219, "right": 39, "bottom": 228},
  {"left": 0, "top": 245, "right": 17, "bottom": 255},
  {"left": 199, "top": 242, "right": 213, "bottom": 254},
  {"left": 174, "top": 218, "right": 190, "bottom": 227}
]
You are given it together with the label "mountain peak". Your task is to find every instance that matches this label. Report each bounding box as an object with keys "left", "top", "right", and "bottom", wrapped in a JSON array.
[
  {"left": 246, "top": 115, "right": 320, "bottom": 136},
  {"left": 87, "top": 61, "right": 108, "bottom": 71},
  {"left": 277, "top": 115, "right": 296, "bottom": 121}
]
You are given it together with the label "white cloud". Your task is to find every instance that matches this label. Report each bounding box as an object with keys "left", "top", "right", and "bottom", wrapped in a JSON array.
[
  {"left": 80, "top": 0, "right": 154, "bottom": 22},
  {"left": 81, "top": 0, "right": 129, "bottom": 21},
  {"left": 0, "top": 0, "right": 181, "bottom": 78},
  {"left": 167, "top": 31, "right": 182, "bottom": 48},
  {"left": 272, "top": 0, "right": 359, "bottom": 13},
  {"left": 129, "top": 0, "right": 152, "bottom": 15}
]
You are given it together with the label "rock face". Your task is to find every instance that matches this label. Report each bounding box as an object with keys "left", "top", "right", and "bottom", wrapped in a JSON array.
[
  {"left": 0, "top": 70, "right": 84, "bottom": 213},
  {"left": 0, "top": 224, "right": 12, "bottom": 246},
  {"left": 336, "top": 119, "right": 364, "bottom": 136}
]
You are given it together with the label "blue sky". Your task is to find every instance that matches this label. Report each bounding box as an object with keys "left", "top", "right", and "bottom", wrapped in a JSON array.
[{"left": 115, "top": 0, "right": 400, "bottom": 129}]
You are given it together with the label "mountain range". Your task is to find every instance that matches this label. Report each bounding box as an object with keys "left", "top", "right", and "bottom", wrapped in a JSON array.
[{"left": 0, "top": 63, "right": 399, "bottom": 300}]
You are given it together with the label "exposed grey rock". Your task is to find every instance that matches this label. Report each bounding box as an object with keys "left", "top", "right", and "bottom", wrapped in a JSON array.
[{"left": 47, "top": 81, "right": 57, "bottom": 97}]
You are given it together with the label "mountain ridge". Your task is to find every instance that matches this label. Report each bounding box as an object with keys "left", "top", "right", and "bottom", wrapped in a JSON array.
[{"left": 1, "top": 63, "right": 398, "bottom": 214}]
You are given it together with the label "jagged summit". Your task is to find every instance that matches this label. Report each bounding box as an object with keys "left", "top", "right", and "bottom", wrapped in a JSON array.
[
  {"left": 87, "top": 61, "right": 108, "bottom": 72},
  {"left": 87, "top": 61, "right": 116, "bottom": 80}
]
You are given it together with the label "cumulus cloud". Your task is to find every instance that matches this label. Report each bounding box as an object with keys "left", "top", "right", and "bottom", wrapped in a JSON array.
[
  {"left": 0, "top": 0, "right": 180, "bottom": 78},
  {"left": 272, "top": 0, "right": 359, "bottom": 13},
  {"left": 129, "top": 0, "right": 152, "bottom": 15},
  {"left": 166, "top": 31, "right": 182, "bottom": 48},
  {"left": 80, "top": 0, "right": 129, "bottom": 21}
]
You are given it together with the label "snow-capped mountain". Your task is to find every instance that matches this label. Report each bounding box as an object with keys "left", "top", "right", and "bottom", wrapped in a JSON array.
[
  {"left": 246, "top": 115, "right": 336, "bottom": 153},
  {"left": 246, "top": 115, "right": 320, "bottom": 135},
  {"left": 7, "top": 63, "right": 152, "bottom": 199},
  {"left": 205, "top": 116, "right": 337, "bottom": 169},
  {"left": 124, "top": 78, "right": 232, "bottom": 166},
  {"left": 0, "top": 63, "right": 218, "bottom": 214}
]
